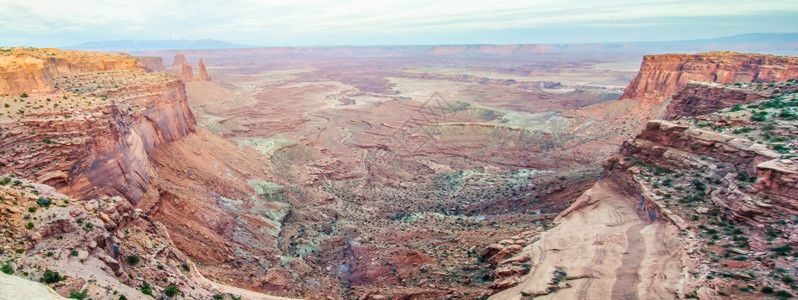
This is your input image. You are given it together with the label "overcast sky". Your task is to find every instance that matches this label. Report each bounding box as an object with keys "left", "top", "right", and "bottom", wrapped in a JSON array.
[{"left": 1, "top": 0, "right": 797, "bottom": 47}]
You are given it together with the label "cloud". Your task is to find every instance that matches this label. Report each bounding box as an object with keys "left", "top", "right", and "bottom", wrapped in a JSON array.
[{"left": 1, "top": 0, "right": 796, "bottom": 46}]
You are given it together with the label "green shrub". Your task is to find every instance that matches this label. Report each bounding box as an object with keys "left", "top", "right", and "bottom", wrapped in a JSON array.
[
  {"left": 213, "top": 294, "right": 224, "bottom": 300},
  {"left": 36, "top": 197, "right": 52, "bottom": 207},
  {"left": 762, "top": 286, "right": 774, "bottom": 293},
  {"left": 774, "top": 290, "right": 794, "bottom": 299},
  {"left": 164, "top": 285, "right": 180, "bottom": 297},
  {"left": 126, "top": 254, "right": 140, "bottom": 265},
  {"left": 140, "top": 281, "right": 152, "bottom": 296},
  {"left": 783, "top": 275, "right": 794, "bottom": 284},
  {"left": 1, "top": 263, "right": 13, "bottom": 275},
  {"left": 69, "top": 289, "right": 88, "bottom": 300},
  {"left": 25, "top": 222, "right": 34, "bottom": 230},
  {"left": 693, "top": 180, "right": 706, "bottom": 192},
  {"left": 771, "top": 144, "right": 790, "bottom": 154},
  {"left": 181, "top": 263, "right": 190, "bottom": 272},
  {"left": 772, "top": 244, "right": 792, "bottom": 256},
  {"left": 40, "top": 269, "right": 62, "bottom": 284}
]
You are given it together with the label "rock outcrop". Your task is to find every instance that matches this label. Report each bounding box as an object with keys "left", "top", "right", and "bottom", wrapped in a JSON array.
[
  {"left": 179, "top": 61, "right": 194, "bottom": 83},
  {"left": 196, "top": 58, "right": 211, "bottom": 81},
  {"left": 620, "top": 52, "right": 798, "bottom": 103},
  {"left": 171, "top": 53, "right": 189, "bottom": 67},
  {"left": 137, "top": 56, "right": 166, "bottom": 72},
  {"left": 169, "top": 54, "right": 211, "bottom": 82}
]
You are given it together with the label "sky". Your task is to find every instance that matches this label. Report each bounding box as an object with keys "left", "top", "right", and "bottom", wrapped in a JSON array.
[{"left": 1, "top": 0, "right": 797, "bottom": 47}]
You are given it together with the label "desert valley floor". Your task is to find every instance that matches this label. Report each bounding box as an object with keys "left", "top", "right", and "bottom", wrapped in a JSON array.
[{"left": 1, "top": 46, "right": 797, "bottom": 299}]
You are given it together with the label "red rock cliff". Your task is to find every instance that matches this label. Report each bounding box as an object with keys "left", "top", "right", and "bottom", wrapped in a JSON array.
[
  {"left": 620, "top": 52, "right": 798, "bottom": 103},
  {"left": 0, "top": 48, "right": 195, "bottom": 205},
  {"left": 179, "top": 61, "right": 194, "bottom": 82},
  {"left": 171, "top": 54, "right": 188, "bottom": 67}
]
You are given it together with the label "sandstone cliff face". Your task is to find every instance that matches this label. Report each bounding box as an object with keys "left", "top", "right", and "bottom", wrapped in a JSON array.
[
  {"left": 620, "top": 52, "right": 798, "bottom": 103},
  {"left": 0, "top": 54, "right": 53, "bottom": 94},
  {"left": 0, "top": 49, "right": 195, "bottom": 205},
  {"left": 179, "top": 61, "right": 194, "bottom": 83},
  {"left": 172, "top": 53, "right": 189, "bottom": 67},
  {"left": 137, "top": 56, "right": 166, "bottom": 72},
  {"left": 196, "top": 58, "right": 211, "bottom": 81},
  {"left": 0, "top": 47, "right": 146, "bottom": 94},
  {"left": 64, "top": 79, "right": 195, "bottom": 204}
]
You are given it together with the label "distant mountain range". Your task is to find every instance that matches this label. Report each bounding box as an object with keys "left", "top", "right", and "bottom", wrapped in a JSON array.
[
  {"left": 67, "top": 33, "right": 798, "bottom": 53},
  {"left": 683, "top": 33, "right": 798, "bottom": 44},
  {"left": 624, "top": 33, "right": 798, "bottom": 55},
  {"left": 68, "top": 39, "right": 252, "bottom": 51}
]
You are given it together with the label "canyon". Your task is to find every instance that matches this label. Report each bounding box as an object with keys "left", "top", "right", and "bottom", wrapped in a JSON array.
[{"left": 0, "top": 45, "right": 796, "bottom": 300}]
